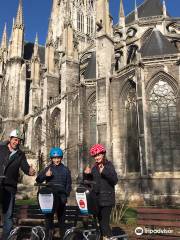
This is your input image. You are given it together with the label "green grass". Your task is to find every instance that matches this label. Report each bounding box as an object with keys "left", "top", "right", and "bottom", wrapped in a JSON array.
[
  {"left": 121, "top": 208, "right": 137, "bottom": 225},
  {"left": 15, "top": 198, "right": 38, "bottom": 205}
]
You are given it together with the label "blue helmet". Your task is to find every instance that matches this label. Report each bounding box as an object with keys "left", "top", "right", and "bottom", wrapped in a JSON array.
[{"left": 50, "top": 147, "right": 63, "bottom": 158}]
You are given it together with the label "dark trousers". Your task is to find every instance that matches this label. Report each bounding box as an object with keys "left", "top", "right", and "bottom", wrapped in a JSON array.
[
  {"left": 1, "top": 188, "right": 15, "bottom": 240},
  {"left": 45, "top": 196, "right": 66, "bottom": 239},
  {"left": 97, "top": 206, "right": 112, "bottom": 237}
]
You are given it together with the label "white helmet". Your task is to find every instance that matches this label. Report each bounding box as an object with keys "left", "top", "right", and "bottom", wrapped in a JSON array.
[{"left": 9, "top": 129, "right": 22, "bottom": 139}]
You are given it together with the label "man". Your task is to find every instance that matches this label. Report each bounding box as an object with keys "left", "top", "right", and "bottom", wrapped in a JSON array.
[{"left": 0, "top": 129, "right": 36, "bottom": 239}]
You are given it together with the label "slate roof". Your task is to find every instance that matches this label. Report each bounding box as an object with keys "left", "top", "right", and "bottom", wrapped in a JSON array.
[
  {"left": 83, "top": 51, "right": 96, "bottom": 79},
  {"left": 24, "top": 42, "right": 45, "bottom": 64},
  {"left": 140, "top": 28, "right": 179, "bottom": 57},
  {"left": 126, "top": 0, "right": 164, "bottom": 24}
]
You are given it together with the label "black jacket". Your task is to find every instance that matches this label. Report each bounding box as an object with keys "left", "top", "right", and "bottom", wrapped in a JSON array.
[
  {"left": 0, "top": 143, "right": 30, "bottom": 193},
  {"left": 84, "top": 160, "right": 118, "bottom": 207},
  {"left": 36, "top": 163, "right": 72, "bottom": 203}
]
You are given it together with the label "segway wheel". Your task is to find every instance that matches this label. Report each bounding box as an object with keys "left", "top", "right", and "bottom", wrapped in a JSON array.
[{"left": 63, "top": 231, "right": 85, "bottom": 240}]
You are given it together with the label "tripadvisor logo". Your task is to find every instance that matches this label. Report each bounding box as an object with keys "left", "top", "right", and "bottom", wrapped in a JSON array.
[{"left": 135, "top": 227, "right": 143, "bottom": 236}]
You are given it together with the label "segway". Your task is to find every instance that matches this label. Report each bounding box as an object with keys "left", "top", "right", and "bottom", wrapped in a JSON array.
[
  {"left": 37, "top": 183, "right": 55, "bottom": 215},
  {"left": 7, "top": 182, "right": 49, "bottom": 240},
  {"left": 63, "top": 180, "right": 100, "bottom": 240},
  {"left": 37, "top": 183, "right": 67, "bottom": 240},
  {"left": 8, "top": 183, "right": 62, "bottom": 240},
  {"left": 63, "top": 180, "right": 128, "bottom": 240}
]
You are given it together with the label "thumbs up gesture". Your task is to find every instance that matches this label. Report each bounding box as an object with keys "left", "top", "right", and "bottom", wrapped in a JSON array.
[
  {"left": 46, "top": 167, "right": 52, "bottom": 177},
  {"left": 29, "top": 164, "right": 36, "bottom": 176},
  {"left": 84, "top": 165, "right": 91, "bottom": 174}
]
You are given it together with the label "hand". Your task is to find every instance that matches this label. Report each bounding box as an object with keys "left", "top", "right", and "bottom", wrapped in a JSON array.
[
  {"left": 46, "top": 168, "right": 52, "bottom": 177},
  {"left": 84, "top": 166, "right": 91, "bottom": 174},
  {"left": 99, "top": 164, "right": 104, "bottom": 173},
  {"left": 29, "top": 164, "right": 36, "bottom": 176}
]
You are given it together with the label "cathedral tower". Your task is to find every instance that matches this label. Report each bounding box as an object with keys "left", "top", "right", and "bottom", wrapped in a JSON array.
[
  {"left": 2, "top": 0, "right": 25, "bottom": 135},
  {"left": 96, "top": 0, "right": 114, "bottom": 159}
]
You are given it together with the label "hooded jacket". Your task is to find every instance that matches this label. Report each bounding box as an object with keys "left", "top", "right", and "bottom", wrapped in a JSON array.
[{"left": 0, "top": 142, "right": 30, "bottom": 193}]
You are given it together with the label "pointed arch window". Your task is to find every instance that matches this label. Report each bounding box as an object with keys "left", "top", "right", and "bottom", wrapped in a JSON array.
[
  {"left": 34, "top": 117, "right": 42, "bottom": 153},
  {"left": 87, "top": 16, "right": 94, "bottom": 35},
  {"left": 148, "top": 80, "right": 180, "bottom": 171},
  {"left": 77, "top": 12, "right": 84, "bottom": 33},
  {"left": 125, "top": 86, "right": 140, "bottom": 172},
  {"left": 50, "top": 108, "right": 61, "bottom": 147},
  {"left": 87, "top": 0, "right": 94, "bottom": 7},
  {"left": 88, "top": 93, "right": 97, "bottom": 148},
  {"left": 0, "top": 118, "right": 2, "bottom": 134},
  {"left": 1, "top": 84, "right": 8, "bottom": 118},
  {"left": 141, "top": 28, "right": 153, "bottom": 46}
]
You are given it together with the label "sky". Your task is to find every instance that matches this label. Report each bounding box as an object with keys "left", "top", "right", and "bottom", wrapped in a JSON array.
[{"left": 0, "top": 0, "right": 179, "bottom": 45}]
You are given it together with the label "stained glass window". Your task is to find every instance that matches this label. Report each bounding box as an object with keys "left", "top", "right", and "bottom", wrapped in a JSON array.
[
  {"left": 125, "top": 86, "right": 140, "bottom": 172},
  {"left": 149, "top": 80, "right": 180, "bottom": 171}
]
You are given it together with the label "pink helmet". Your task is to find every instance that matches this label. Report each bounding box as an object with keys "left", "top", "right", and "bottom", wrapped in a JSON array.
[{"left": 90, "top": 144, "right": 106, "bottom": 157}]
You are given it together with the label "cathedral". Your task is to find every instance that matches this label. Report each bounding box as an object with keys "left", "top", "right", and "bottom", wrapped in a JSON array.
[{"left": 0, "top": 0, "right": 179, "bottom": 204}]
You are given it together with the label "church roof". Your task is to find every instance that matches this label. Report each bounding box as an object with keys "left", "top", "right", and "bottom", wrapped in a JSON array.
[
  {"left": 24, "top": 42, "right": 45, "bottom": 64},
  {"left": 126, "top": 0, "right": 164, "bottom": 24},
  {"left": 83, "top": 51, "right": 96, "bottom": 79},
  {"left": 140, "top": 29, "right": 179, "bottom": 57}
]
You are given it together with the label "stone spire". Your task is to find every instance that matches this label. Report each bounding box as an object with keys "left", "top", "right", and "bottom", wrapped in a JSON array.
[
  {"left": 0, "top": 23, "right": 8, "bottom": 75},
  {"left": 1, "top": 23, "right": 7, "bottom": 49},
  {"left": 163, "top": 0, "right": 167, "bottom": 17},
  {"left": 135, "top": 0, "right": 138, "bottom": 21},
  {"left": 62, "top": 0, "right": 76, "bottom": 58},
  {"left": 15, "top": 0, "right": 24, "bottom": 27},
  {"left": 45, "top": 19, "right": 55, "bottom": 73},
  {"left": 66, "top": 0, "right": 71, "bottom": 19},
  {"left": 96, "top": 0, "right": 111, "bottom": 35},
  {"left": 31, "top": 33, "right": 40, "bottom": 87},
  {"left": 119, "top": 0, "right": 125, "bottom": 27},
  {"left": 46, "top": 19, "right": 53, "bottom": 45},
  {"left": 33, "top": 33, "right": 39, "bottom": 57},
  {"left": 9, "top": 18, "right": 15, "bottom": 42},
  {"left": 7, "top": 18, "right": 14, "bottom": 59},
  {"left": 9, "top": 0, "right": 24, "bottom": 58}
]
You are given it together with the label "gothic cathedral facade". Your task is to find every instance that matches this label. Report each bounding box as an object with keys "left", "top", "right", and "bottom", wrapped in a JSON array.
[{"left": 0, "top": 0, "right": 179, "bottom": 203}]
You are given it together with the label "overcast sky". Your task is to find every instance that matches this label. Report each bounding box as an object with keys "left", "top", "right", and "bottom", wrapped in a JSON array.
[{"left": 0, "top": 0, "right": 179, "bottom": 45}]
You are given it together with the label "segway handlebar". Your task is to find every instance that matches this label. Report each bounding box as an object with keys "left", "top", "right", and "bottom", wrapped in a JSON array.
[
  {"left": 0, "top": 176, "right": 6, "bottom": 179},
  {"left": 83, "top": 180, "right": 96, "bottom": 185},
  {"left": 34, "top": 182, "right": 67, "bottom": 194},
  {"left": 34, "top": 183, "right": 64, "bottom": 187}
]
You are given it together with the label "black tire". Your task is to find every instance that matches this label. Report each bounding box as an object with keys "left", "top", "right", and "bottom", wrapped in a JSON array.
[
  {"left": 63, "top": 231, "right": 85, "bottom": 240},
  {"left": 8, "top": 227, "right": 32, "bottom": 240}
]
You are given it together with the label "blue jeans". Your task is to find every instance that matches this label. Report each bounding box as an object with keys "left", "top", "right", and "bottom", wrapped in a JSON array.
[{"left": 2, "top": 189, "right": 15, "bottom": 239}]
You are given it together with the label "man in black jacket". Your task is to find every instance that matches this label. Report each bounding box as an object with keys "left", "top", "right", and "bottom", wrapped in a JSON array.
[
  {"left": 0, "top": 129, "right": 36, "bottom": 239},
  {"left": 84, "top": 144, "right": 118, "bottom": 240}
]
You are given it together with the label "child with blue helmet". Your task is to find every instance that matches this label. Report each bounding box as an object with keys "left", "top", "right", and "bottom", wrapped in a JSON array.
[{"left": 36, "top": 147, "right": 72, "bottom": 239}]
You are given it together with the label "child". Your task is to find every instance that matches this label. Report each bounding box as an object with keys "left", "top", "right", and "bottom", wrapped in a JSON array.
[
  {"left": 36, "top": 147, "right": 72, "bottom": 240},
  {"left": 84, "top": 144, "right": 118, "bottom": 240}
]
